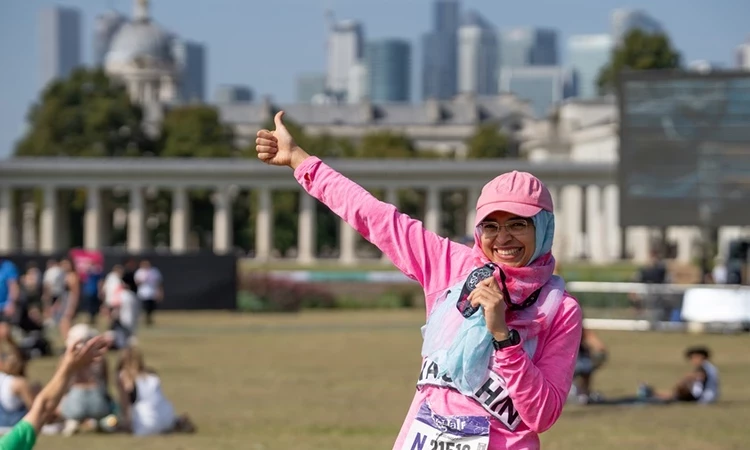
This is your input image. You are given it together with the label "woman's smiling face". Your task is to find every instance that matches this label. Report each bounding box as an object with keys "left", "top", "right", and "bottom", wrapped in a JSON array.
[{"left": 477, "top": 211, "right": 536, "bottom": 268}]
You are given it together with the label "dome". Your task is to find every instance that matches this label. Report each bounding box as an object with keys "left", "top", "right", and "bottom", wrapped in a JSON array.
[{"left": 105, "top": 19, "right": 174, "bottom": 66}]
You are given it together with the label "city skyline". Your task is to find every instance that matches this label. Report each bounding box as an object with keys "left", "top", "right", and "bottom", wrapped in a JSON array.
[{"left": 1, "top": 0, "right": 748, "bottom": 158}]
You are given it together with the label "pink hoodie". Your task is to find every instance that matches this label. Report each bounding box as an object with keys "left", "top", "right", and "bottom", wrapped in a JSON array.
[{"left": 294, "top": 157, "right": 582, "bottom": 450}]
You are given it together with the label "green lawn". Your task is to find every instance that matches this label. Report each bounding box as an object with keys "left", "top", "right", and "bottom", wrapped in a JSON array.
[{"left": 27, "top": 310, "right": 750, "bottom": 450}]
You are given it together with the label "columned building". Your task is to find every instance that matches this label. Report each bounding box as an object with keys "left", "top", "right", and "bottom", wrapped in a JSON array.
[{"left": 1, "top": 157, "right": 659, "bottom": 264}]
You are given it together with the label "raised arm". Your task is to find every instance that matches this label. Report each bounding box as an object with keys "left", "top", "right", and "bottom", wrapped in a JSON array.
[
  {"left": 21, "top": 336, "right": 107, "bottom": 434},
  {"left": 256, "top": 111, "right": 473, "bottom": 298}
]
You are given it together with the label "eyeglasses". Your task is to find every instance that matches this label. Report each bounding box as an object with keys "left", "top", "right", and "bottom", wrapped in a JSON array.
[{"left": 477, "top": 219, "right": 532, "bottom": 239}]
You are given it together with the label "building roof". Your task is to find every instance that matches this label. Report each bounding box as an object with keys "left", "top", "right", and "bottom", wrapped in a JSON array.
[
  {"left": 104, "top": 0, "right": 174, "bottom": 67},
  {"left": 218, "top": 95, "right": 535, "bottom": 127}
]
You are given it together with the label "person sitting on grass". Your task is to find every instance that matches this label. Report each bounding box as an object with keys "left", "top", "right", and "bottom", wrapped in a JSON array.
[
  {"left": 0, "top": 333, "right": 41, "bottom": 430},
  {"left": 570, "top": 327, "right": 608, "bottom": 404},
  {"left": 58, "top": 324, "right": 113, "bottom": 436},
  {"left": 0, "top": 335, "right": 107, "bottom": 450},
  {"left": 116, "top": 346, "right": 195, "bottom": 436},
  {"left": 639, "top": 346, "right": 719, "bottom": 404}
]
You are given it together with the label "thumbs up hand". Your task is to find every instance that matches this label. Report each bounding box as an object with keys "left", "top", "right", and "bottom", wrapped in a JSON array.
[{"left": 255, "top": 111, "right": 309, "bottom": 169}]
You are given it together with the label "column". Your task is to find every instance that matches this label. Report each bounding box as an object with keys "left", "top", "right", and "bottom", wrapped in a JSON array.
[
  {"left": 626, "top": 227, "right": 651, "bottom": 263},
  {"left": 212, "top": 187, "right": 233, "bottom": 254},
  {"left": 127, "top": 186, "right": 147, "bottom": 253},
  {"left": 39, "top": 185, "right": 59, "bottom": 253},
  {"left": 667, "top": 227, "right": 699, "bottom": 263},
  {"left": 425, "top": 186, "right": 440, "bottom": 234},
  {"left": 21, "top": 200, "right": 37, "bottom": 252},
  {"left": 339, "top": 219, "right": 358, "bottom": 265},
  {"left": 465, "top": 186, "right": 480, "bottom": 237},
  {"left": 255, "top": 187, "right": 273, "bottom": 261},
  {"left": 561, "top": 185, "right": 583, "bottom": 260},
  {"left": 585, "top": 185, "right": 607, "bottom": 263},
  {"left": 0, "top": 188, "right": 15, "bottom": 252},
  {"left": 549, "top": 186, "right": 565, "bottom": 260},
  {"left": 297, "top": 192, "right": 317, "bottom": 264},
  {"left": 170, "top": 186, "right": 190, "bottom": 254},
  {"left": 382, "top": 188, "right": 399, "bottom": 263},
  {"left": 603, "top": 185, "right": 622, "bottom": 260},
  {"left": 84, "top": 186, "right": 103, "bottom": 250}
]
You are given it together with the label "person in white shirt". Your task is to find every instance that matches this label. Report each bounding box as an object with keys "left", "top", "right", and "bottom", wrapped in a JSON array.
[
  {"left": 102, "top": 266, "right": 124, "bottom": 315},
  {"left": 41, "top": 260, "right": 65, "bottom": 323},
  {"left": 133, "top": 261, "right": 162, "bottom": 327},
  {"left": 116, "top": 346, "right": 194, "bottom": 436}
]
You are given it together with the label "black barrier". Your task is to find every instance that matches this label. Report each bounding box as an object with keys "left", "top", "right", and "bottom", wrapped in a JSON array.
[{"left": 0, "top": 251, "right": 237, "bottom": 311}]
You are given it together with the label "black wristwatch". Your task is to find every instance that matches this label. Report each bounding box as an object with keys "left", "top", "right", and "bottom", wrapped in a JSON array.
[{"left": 492, "top": 329, "right": 521, "bottom": 350}]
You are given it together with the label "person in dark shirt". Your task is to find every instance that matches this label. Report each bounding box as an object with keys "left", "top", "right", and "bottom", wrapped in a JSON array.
[
  {"left": 121, "top": 259, "right": 138, "bottom": 294},
  {"left": 628, "top": 250, "right": 670, "bottom": 318},
  {"left": 82, "top": 264, "right": 104, "bottom": 325}
]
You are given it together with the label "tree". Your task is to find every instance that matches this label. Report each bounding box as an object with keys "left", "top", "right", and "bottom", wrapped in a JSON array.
[
  {"left": 15, "top": 68, "right": 153, "bottom": 157},
  {"left": 357, "top": 131, "right": 418, "bottom": 158},
  {"left": 465, "top": 124, "right": 509, "bottom": 159},
  {"left": 160, "top": 105, "right": 235, "bottom": 157},
  {"left": 597, "top": 29, "right": 682, "bottom": 95}
]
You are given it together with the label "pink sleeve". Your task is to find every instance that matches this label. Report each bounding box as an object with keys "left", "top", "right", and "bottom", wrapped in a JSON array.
[
  {"left": 294, "top": 157, "right": 472, "bottom": 304},
  {"left": 490, "top": 296, "right": 582, "bottom": 433}
]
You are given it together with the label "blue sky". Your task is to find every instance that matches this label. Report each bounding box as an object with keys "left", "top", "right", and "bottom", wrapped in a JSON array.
[{"left": 1, "top": 0, "right": 748, "bottom": 159}]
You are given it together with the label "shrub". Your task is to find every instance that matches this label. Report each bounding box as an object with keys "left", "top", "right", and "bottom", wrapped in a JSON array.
[{"left": 237, "top": 272, "right": 336, "bottom": 313}]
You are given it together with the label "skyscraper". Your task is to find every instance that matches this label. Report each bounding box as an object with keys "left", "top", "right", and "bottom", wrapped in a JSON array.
[
  {"left": 174, "top": 40, "right": 206, "bottom": 102},
  {"left": 348, "top": 62, "right": 369, "bottom": 103},
  {"left": 39, "top": 6, "right": 82, "bottom": 89},
  {"left": 215, "top": 85, "right": 253, "bottom": 104},
  {"left": 499, "top": 67, "right": 574, "bottom": 118},
  {"left": 499, "top": 28, "right": 558, "bottom": 68},
  {"left": 422, "top": 0, "right": 459, "bottom": 100},
  {"left": 93, "top": 10, "right": 127, "bottom": 66},
  {"left": 367, "top": 39, "right": 411, "bottom": 103},
  {"left": 458, "top": 10, "right": 498, "bottom": 96},
  {"left": 611, "top": 9, "right": 663, "bottom": 43},
  {"left": 568, "top": 34, "right": 612, "bottom": 99},
  {"left": 326, "top": 19, "right": 365, "bottom": 99},
  {"left": 738, "top": 39, "right": 750, "bottom": 70}
]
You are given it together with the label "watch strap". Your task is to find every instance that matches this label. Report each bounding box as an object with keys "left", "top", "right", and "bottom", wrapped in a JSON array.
[{"left": 492, "top": 329, "right": 520, "bottom": 350}]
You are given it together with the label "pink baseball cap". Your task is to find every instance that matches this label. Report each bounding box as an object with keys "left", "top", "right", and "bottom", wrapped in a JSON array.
[{"left": 474, "top": 171, "right": 553, "bottom": 226}]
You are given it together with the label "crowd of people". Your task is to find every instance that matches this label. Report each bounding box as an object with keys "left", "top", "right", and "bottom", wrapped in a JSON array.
[{"left": 0, "top": 255, "right": 194, "bottom": 446}]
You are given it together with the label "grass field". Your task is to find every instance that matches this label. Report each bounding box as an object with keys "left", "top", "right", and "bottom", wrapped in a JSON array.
[{"left": 27, "top": 310, "right": 750, "bottom": 450}]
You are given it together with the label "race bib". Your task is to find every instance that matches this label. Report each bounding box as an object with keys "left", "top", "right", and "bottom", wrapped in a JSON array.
[{"left": 401, "top": 402, "right": 490, "bottom": 450}]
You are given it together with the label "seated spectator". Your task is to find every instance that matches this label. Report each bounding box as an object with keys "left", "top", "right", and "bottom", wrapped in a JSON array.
[
  {"left": 58, "top": 324, "right": 113, "bottom": 436},
  {"left": 571, "top": 327, "right": 608, "bottom": 404},
  {"left": 19, "top": 265, "right": 42, "bottom": 327},
  {"left": 0, "top": 335, "right": 40, "bottom": 429},
  {"left": 640, "top": 346, "right": 719, "bottom": 404},
  {"left": 116, "top": 347, "right": 194, "bottom": 436},
  {"left": 0, "top": 336, "right": 106, "bottom": 450}
]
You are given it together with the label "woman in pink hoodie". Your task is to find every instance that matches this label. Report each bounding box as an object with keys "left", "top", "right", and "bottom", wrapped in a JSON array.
[{"left": 256, "top": 112, "right": 582, "bottom": 450}]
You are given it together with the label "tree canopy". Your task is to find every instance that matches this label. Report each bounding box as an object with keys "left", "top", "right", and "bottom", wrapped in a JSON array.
[
  {"left": 160, "top": 105, "right": 234, "bottom": 158},
  {"left": 15, "top": 68, "right": 153, "bottom": 157},
  {"left": 465, "top": 123, "right": 510, "bottom": 159},
  {"left": 597, "top": 29, "right": 682, "bottom": 95}
]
